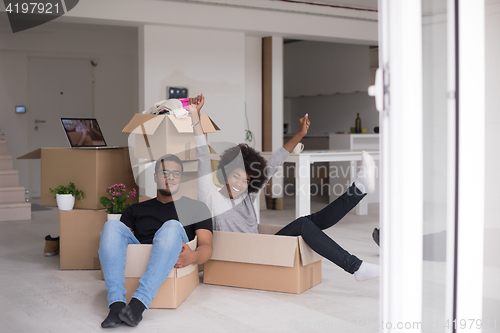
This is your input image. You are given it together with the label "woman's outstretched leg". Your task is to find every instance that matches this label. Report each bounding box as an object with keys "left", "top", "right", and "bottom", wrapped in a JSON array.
[
  {"left": 276, "top": 218, "right": 379, "bottom": 281},
  {"left": 307, "top": 183, "right": 365, "bottom": 230},
  {"left": 274, "top": 152, "right": 379, "bottom": 281},
  {"left": 307, "top": 151, "right": 376, "bottom": 230},
  {"left": 275, "top": 217, "right": 362, "bottom": 274}
]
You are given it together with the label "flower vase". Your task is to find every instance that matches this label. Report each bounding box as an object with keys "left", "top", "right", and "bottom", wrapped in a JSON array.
[
  {"left": 56, "top": 194, "right": 75, "bottom": 210},
  {"left": 107, "top": 213, "right": 122, "bottom": 221}
]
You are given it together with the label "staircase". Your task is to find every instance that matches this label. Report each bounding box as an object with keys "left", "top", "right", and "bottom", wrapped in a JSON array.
[{"left": 0, "top": 140, "right": 31, "bottom": 221}]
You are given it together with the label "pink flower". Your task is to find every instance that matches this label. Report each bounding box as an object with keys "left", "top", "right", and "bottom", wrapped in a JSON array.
[{"left": 116, "top": 193, "right": 121, "bottom": 196}]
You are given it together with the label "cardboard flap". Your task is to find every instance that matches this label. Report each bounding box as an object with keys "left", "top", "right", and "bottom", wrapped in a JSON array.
[
  {"left": 124, "top": 245, "right": 153, "bottom": 278},
  {"left": 139, "top": 195, "right": 152, "bottom": 203},
  {"left": 177, "top": 236, "right": 198, "bottom": 278},
  {"left": 124, "top": 237, "right": 198, "bottom": 278},
  {"left": 122, "top": 114, "right": 164, "bottom": 135},
  {"left": 298, "top": 236, "right": 322, "bottom": 266},
  {"left": 210, "top": 231, "right": 298, "bottom": 267},
  {"left": 182, "top": 160, "right": 198, "bottom": 173},
  {"left": 166, "top": 115, "right": 194, "bottom": 133},
  {"left": 257, "top": 223, "right": 283, "bottom": 235},
  {"left": 200, "top": 114, "right": 219, "bottom": 133},
  {"left": 17, "top": 148, "right": 42, "bottom": 159}
]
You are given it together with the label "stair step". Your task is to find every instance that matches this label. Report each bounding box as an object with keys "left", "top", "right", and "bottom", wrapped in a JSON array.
[
  {"left": 0, "top": 170, "right": 19, "bottom": 187},
  {"left": 0, "top": 202, "right": 31, "bottom": 221},
  {"left": 0, "top": 140, "right": 6, "bottom": 155},
  {"left": 0, "top": 186, "right": 25, "bottom": 203},
  {"left": 0, "top": 155, "right": 13, "bottom": 171}
]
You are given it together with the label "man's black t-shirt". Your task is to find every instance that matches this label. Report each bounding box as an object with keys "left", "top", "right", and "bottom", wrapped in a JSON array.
[{"left": 120, "top": 196, "right": 213, "bottom": 244}]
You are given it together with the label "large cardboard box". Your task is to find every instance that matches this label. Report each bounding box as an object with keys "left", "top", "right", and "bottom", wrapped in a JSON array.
[
  {"left": 203, "top": 224, "right": 322, "bottom": 294},
  {"left": 18, "top": 148, "right": 138, "bottom": 209},
  {"left": 59, "top": 209, "right": 107, "bottom": 270},
  {"left": 122, "top": 114, "right": 219, "bottom": 161},
  {"left": 123, "top": 237, "right": 199, "bottom": 309}
]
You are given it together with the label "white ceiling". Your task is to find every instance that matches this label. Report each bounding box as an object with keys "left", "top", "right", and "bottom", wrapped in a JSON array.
[{"left": 272, "top": 0, "right": 378, "bottom": 11}]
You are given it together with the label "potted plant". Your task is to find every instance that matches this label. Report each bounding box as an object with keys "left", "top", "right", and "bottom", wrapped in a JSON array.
[
  {"left": 49, "top": 182, "right": 85, "bottom": 211},
  {"left": 99, "top": 183, "right": 137, "bottom": 221}
]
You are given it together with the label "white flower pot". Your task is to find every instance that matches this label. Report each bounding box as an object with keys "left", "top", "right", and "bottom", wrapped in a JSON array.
[
  {"left": 56, "top": 194, "right": 75, "bottom": 211},
  {"left": 107, "top": 213, "right": 122, "bottom": 221}
]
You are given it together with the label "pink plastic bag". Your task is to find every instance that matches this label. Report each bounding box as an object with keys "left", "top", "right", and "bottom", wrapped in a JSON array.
[{"left": 178, "top": 98, "right": 190, "bottom": 112}]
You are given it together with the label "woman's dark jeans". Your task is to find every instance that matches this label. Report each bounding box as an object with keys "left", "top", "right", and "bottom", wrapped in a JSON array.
[{"left": 275, "top": 183, "right": 365, "bottom": 274}]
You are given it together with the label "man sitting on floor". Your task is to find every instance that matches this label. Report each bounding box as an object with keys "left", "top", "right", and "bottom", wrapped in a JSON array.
[{"left": 98, "top": 154, "right": 213, "bottom": 328}]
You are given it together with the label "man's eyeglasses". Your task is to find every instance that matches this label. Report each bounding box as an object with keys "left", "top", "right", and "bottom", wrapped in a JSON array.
[{"left": 159, "top": 170, "right": 182, "bottom": 179}]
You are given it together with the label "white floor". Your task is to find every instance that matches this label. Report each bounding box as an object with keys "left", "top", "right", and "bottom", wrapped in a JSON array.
[{"left": 0, "top": 195, "right": 380, "bottom": 333}]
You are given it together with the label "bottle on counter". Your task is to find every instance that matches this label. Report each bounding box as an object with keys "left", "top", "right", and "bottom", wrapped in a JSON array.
[{"left": 355, "top": 113, "right": 362, "bottom": 133}]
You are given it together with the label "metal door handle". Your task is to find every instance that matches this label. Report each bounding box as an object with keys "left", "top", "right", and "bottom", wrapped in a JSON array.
[{"left": 34, "top": 120, "right": 46, "bottom": 123}]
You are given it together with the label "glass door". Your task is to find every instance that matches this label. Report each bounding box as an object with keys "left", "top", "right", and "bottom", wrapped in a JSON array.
[
  {"left": 373, "top": 0, "right": 485, "bottom": 331},
  {"left": 376, "top": 0, "right": 426, "bottom": 329}
]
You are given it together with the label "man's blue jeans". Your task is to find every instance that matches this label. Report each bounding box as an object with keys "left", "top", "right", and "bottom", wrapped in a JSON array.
[{"left": 98, "top": 219, "right": 188, "bottom": 309}]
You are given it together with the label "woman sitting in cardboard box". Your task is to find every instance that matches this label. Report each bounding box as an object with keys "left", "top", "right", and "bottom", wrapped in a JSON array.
[{"left": 189, "top": 94, "right": 379, "bottom": 282}]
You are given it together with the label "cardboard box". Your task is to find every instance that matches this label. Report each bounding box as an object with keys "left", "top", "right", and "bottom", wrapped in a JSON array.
[
  {"left": 18, "top": 147, "right": 138, "bottom": 209},
  {"left": 59, "top": 209, "right": 107, "bottom": 270},
  {"left": 122, "top": 114, "right": 219, "bottom": 161},
  {"left": 203, "top": 224, "right": 322, "bottom": 294},
  {"left": 124, "top": 237, "right": 199, "bottom": 308}
]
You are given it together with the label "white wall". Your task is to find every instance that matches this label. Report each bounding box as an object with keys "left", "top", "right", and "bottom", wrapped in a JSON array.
[
  {"left": 286, "top": 93, "right": 378, "bottom": 135},
  {"left": 284, "top": 41, "right": 372, "bottom": 97},
  {"left": 60, "top": 0, "right": 378, "bottom": 45},
  {"left": 283, "top": 41, "right": 378, "bottom": 136},
  {"left": 0, "top": 19, "right": 138, "bottom": 194},
  {"left": 139, "top": 25, "right": 246, "bottom": 145},
  {"left": 483, "top": 0, "right": 500, "bottom": 325},
  {"left": 484, "top": 0, "right": 500, "bottom": 228}
]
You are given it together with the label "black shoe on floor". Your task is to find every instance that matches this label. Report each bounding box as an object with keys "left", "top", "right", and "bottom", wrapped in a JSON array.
[{"left": 372, "top": 228, "right": 380, "bottom": 247}]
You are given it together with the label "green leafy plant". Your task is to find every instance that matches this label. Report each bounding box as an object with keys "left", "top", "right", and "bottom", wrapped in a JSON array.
[
  {"left": 48, "top": 182, "right": 85, "bottom": 202},
  {"left": 99, "top": 183, "right": 137, "bottom": 214}
]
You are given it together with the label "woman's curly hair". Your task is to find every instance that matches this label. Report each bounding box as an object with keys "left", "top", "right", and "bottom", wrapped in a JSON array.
[{"left": 216, "top": 143, "right": 268, "bottom": 194}]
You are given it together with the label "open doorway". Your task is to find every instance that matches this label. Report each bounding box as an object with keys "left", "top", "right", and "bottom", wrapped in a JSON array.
[{"left": 283, "top": 40, "right": 380, "bottom": 207}]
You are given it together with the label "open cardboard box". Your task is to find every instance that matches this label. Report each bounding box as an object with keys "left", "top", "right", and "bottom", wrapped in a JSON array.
[
  {"left": 59, "top": 209, "right": 107, "bottom": 270},
  {"left": 203, "top": 224, "right": 322, "bottom": 294},
  {"left": 18, "top": 148, "right": 138, "bottom": 210},
  {"left": 123, "top": 114, "right": 219, "bottom": 161},
  {"left": 123, "top": 237, "right": 199, "bottom": 309}
]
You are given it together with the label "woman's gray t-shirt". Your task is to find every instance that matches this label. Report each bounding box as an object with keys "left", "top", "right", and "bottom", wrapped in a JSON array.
[{"left": 194, "top": 135, "right": 289, "bottom": 233}]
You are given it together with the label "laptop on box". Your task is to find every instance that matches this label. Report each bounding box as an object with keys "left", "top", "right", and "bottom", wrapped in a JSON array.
[{"left": 60, "top": 118, "right": 118, "bottom": 149}]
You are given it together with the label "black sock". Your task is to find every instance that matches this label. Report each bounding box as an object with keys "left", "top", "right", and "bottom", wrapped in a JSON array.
[
  {"left": 118, "top": 298, "right": 146, "bottom": 327},
  {"left": 129, "top": 298, "right": 146, "bottom": 318},
  {"left": 372, "top": 228, "right": 380, "bottom": 247},
  {"left": 101, "top": 301, "right": 125, "bottom": 328}
]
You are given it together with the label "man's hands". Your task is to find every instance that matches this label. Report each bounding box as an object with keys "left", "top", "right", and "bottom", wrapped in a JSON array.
[
  {"left": 175, "top": 242, "right": 198, "bottom": 268},
  {"left": 188, "top": 93, "right": 205, "bottom": 117},
  {"left": 299, "top": 113, "right": 310, "bottom": 136}
]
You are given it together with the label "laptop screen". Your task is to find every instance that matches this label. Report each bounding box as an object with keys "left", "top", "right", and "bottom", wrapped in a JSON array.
[{"left": 60, "top": 118, "right": 107, "bottom": 147}]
